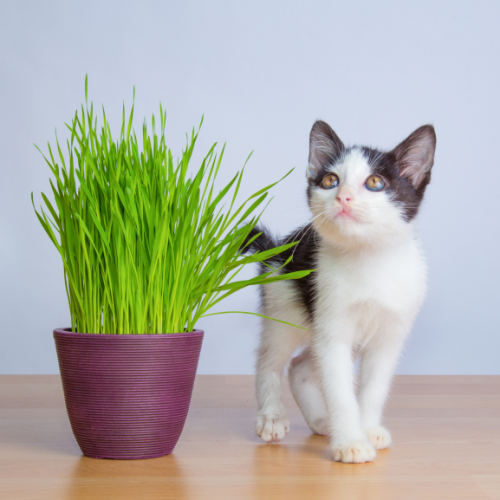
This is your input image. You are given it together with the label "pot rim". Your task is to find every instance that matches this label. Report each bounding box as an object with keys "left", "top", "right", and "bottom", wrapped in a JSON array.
[{"left": 53, "top": 327, "right": 204, "bottom": 339}]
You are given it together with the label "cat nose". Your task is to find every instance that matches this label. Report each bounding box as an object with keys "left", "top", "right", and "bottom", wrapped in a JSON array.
[{"left": 336, "top": 190, "right": 353, "bottom": 205}]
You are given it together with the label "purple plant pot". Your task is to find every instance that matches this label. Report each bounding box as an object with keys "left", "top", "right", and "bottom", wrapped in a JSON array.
[{"left": 53, "top": 328, "right": 204, "bottom": 460}]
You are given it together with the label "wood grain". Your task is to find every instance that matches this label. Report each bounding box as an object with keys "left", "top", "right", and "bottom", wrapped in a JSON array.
[{"left": 0, "top": 375, "right": 499, "bottom": 499}]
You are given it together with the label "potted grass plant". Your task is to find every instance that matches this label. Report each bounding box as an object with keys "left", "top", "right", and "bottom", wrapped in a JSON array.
[{"left": 32, "top": 78, "right": 310, "bottom": 460}]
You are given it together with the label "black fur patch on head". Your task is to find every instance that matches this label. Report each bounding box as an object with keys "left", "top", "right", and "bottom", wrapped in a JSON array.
[
  {"left": 307, "top": 121, "right": 345, "bottom": 192},
  {"left": 363, "top": 124, "right": 436, "bottom": 220},
  {"left": 392, "top": 125, "right": 436, "bottom": 189},
  {"left": 361, "top": 147, "right": 430, "bottom": 221}
]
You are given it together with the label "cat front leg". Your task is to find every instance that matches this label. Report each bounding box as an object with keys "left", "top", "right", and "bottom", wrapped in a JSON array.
[
  {"left": 255, "top": 316, "right": 306, "bottom": 443},
  {"left": 313, "top": 322, "right": 376, "bottom": 463},
  {"left": 358, "top": 334, "right": 405, "bottom": 450}
]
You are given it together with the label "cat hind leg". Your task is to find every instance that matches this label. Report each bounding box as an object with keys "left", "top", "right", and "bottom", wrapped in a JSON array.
[{"left": 288, "top": 349, "right": 329, "bottom": 436}]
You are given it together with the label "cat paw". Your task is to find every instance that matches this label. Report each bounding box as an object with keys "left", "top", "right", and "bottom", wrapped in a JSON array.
[
  {"left": 365, "top": 426, "right": 392, "bottom": 450},
  {"left": 332, "top": 440, "right": 376, "bottom": 463},
  {"left": 256, "top": 414, "right": 290, "bottom": 443}
]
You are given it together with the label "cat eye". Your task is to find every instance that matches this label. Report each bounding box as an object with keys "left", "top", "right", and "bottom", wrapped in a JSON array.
[
  {"left": 365, "top": 175, "right": 385, "bottom": 192},
  {"left": 320, "top": 173, "right": 339, "bottom": 190}
]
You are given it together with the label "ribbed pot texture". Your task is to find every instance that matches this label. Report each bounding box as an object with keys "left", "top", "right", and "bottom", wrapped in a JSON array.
[{"left": 53, "top": 328, "right": 204, "bottom": 460}]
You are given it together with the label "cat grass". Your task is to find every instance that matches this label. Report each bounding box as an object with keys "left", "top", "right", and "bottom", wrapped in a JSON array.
[{"left": 32, "top": 77, "right": 310, "bottom": 334}]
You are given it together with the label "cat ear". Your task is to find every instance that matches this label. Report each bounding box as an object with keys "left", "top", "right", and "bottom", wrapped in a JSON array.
[
  {"left": 392, "top": 125, "right": 436, "bottom": 189},
  {"left": 308, "top": 120, "right": 344, "bottom": 181}
]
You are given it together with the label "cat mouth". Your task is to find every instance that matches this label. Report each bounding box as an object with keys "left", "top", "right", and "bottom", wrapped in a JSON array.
[{"left": 336, "top": 209, "right": 357, "bottom": 221}]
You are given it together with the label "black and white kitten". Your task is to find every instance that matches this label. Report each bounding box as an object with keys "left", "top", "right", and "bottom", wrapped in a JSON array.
[{"left": 247, "top": 121, "right": 436, "bottom": 463}]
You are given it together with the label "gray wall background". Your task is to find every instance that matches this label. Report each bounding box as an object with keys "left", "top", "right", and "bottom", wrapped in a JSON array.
[{"left": 1, "top": 0, "right": 499, "bottom": 375}]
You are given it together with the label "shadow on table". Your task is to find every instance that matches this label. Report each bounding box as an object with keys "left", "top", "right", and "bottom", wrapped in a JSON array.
[
  {"left": 249, "top": 435, "right": 392, "bottom": 500},
  {"left": 62, "top": 454, "right": 189, "bottom": 499}
]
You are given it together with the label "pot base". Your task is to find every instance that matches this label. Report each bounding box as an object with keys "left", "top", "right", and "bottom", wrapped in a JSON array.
[{"left": 84, "top": 451, "right": 171, "bottom": 460}]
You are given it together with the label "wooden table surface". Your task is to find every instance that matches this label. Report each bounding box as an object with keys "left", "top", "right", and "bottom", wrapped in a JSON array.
[{"left": 1, "top": 375, "right": 499, "bottom": 500}]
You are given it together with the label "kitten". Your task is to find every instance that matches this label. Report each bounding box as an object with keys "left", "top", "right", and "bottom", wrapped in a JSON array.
[{"left": 246, "top": 120, "right": 436, "bottom": 463}]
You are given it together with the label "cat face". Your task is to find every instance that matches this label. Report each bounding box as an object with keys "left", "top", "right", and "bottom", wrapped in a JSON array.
[{"left": 306, "top": 121, "right": 436, "bottom": 247}]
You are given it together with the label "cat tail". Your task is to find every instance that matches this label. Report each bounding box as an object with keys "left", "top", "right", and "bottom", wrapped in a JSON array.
[{"left": 240, "top": 224, "right": 278, "bottom": 255}]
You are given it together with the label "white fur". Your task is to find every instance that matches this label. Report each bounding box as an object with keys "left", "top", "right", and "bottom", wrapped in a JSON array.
[{"left": 255, "top": 149, "right": 427, "bottom": 463}]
